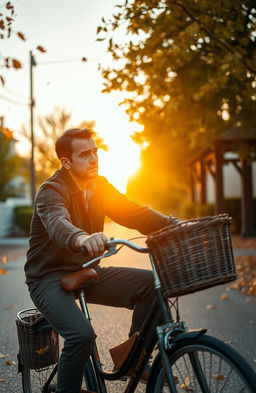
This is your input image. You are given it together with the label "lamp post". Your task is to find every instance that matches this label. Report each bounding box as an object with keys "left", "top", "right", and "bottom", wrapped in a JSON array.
[{"left": 29, "top": 50, "right": 36, "bottom": 204}]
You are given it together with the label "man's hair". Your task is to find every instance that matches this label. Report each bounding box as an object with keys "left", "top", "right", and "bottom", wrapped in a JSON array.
[{"left": 55, "top": 128, "right": 93, "bottom": 159}]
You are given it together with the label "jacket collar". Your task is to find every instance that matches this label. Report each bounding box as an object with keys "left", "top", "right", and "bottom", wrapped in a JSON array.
[
  {"left": 60, "top": 167, "right": 81, "bottom": 195},
  {"left": 60, "top": 167, "right": 97, "bottom": 196}
]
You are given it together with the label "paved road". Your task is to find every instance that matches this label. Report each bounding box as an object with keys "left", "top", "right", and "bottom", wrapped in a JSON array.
[{"left": 0, "top": 223, "right": 256, "bottom": 392}]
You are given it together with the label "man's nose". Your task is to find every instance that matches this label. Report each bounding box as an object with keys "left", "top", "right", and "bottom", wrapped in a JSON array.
[{"left": 90, "top": 152, "right": 98, "bottom": 162}]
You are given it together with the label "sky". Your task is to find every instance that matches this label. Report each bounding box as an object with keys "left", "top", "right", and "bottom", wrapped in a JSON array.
[{"left": 0, "top": 0, "right": 142, "bottom": 192}]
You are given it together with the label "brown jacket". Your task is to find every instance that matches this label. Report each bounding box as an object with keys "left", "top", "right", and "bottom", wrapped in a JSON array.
[{"left": 25, "top": 168, "right": 170, "bottom": 283}]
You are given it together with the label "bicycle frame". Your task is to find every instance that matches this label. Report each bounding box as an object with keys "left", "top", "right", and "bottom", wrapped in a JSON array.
[{"left": 77, "top": 239, "right": 188, "bottom": 393}]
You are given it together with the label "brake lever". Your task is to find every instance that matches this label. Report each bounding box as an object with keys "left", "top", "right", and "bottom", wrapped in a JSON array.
[{"left": 82, "top": 245, "right": 118, "bottom": 269}]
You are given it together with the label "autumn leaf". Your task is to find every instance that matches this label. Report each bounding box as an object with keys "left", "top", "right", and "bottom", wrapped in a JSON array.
[
  {"left": 4, "top": 304, "right": 14, "bottom": 309},
  {"left": 213, "top": 374, "right": 225, "bottom": 380},
  {"left": 35, "top": 346, "right": 49, "bottom": 355},
  {"left": 36, "top": 45, "right": 46, "bottom": 53},
  {"left": 6, "top": 2, "right": 14, "bottom": 10},
  {"left": 5, "top": 360, "right": 16, "bottom": 365},
  {"left": 12, "top": 58, "right": 22, "bottom": 69},
  {"left": 0, "top": 352, "right": 7, "bottom": 359},
  {"left": 220, "top": 293, "right": 229, "bottom": 301},
  {"left": 81, "top": 57, "right": 88, "bottom": 62},
  {"left": 180, "top": 376, "right": 194, "bottom": 391},
  {"left": 1, "top": 255, "right": 8, "bottom": 264},
  {"left": 17, "top": 31, "right": 26, "bottom": 40},
  {"left": 0, "top": 378, "right": 4, "bottom": 382},
  {"left": 206, "top": 304, "right": 216, "bottom": 310},
  {"left": 0, "top": 269, "right": 9, "bottom": 275}
]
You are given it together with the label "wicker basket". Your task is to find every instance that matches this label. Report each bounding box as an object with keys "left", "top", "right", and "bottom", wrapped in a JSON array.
[
  {"left": 16, "top": 308, "right": 59, "bottom": 369},
  {"left": 146, "top": 214, "right": 236, "bottom": 298}
]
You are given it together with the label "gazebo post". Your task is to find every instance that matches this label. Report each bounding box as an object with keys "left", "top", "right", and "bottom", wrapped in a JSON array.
[
  {"left": 199, "top": 159, "right": 206, "bottom": 204},
  {"left": 214, "top": 149, "right": 225, "bottom": 214},
  {"left": 241, "top": 159, "right": 256, "bottom": 237},
  {"left": 189, "top": 165, "right": 195, "bottom": 202}
]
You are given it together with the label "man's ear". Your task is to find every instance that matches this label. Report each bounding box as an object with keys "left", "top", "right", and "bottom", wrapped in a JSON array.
[{"left": 60, "top": 157, "right": 72, "bottom": 169}]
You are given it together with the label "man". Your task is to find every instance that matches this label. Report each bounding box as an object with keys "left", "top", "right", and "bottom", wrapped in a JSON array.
[{"left": 25, "top": 128, "right": 179, "bottom": 393}]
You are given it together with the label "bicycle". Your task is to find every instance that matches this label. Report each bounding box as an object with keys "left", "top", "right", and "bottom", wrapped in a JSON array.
[{"left": 16, "top": 215, "right": 256, "bottom": 392}]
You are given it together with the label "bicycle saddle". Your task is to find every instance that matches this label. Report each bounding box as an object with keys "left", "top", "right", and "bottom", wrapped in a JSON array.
[{"left": 61, "top": 268, "right": 99, "bottom": 292}]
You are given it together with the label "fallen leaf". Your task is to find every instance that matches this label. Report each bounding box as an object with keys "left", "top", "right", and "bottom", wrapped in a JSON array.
[
  {"left": 180, "top": 383, "right": 194, "bottom": 391},
  {"left": 206, "top": 304, "right": 216, "bottom": 310},
  {"left": 0, "top": 352, "right": 7, "bottom": 359},
  {"left": 6, "top": 360, "right": 16, "bottom": 365},
  {"left": 213, "top": 374, "right": 225, "bottom": 380},
  {"left": 0, "top": 378, "right": 4, "bottom": 382},
  {"left": 224, "top": 340, "right": 233, "bottom": 344},
  {"left": 35, "top": 346, "right": 49, "bottom": 355},
  {"left": 37, "top": 45, "right": 46, "bottom": 53},
  {"left": 180, "top": 376, "right": 194, "bottom": 390},
  {"left": 0, "top": 269, "right": 9, "bottom": 275},
  {"left": 4, "top": 304, "right": 14, "bottom": 309},
  {"left": 81, "top": 57, "right": 88, "bottom": 62},
  {"left": 1, "top": 255, "right": 7, "bottom": 264},
  {"left": 220, "top": 293, "right": 229, "bottom": 301}
]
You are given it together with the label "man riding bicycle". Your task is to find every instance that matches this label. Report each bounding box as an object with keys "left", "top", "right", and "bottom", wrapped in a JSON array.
[{"left": 25, "top": 128, "right": 180, "bottom": 393}]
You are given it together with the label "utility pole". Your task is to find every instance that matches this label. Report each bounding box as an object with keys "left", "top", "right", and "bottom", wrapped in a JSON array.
[{"left": 29, "top": 50, "right": 36, "bottom": 204}]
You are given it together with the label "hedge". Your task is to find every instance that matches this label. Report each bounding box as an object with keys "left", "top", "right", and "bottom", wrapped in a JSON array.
[{"left": 14, "top": 206, "right": 33, "bottom": 236}]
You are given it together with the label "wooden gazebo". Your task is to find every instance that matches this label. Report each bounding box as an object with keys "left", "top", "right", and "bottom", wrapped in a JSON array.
[{"left": 188, "top": 127, "right": 256, "bottom": 237}]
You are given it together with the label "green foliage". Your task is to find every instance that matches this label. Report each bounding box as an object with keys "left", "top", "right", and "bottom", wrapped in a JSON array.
[
  {"left": 14, "top": 205, "right": 33, "bottom": 235},
  {"left": 0, "top": 131, "right": 23, "bottom": 201},
  {"left": 180, "top": 202, "right": 214, "bottom": 220},
  {"left": 99, "top": 0, "right": 256, "bottom": 206}
]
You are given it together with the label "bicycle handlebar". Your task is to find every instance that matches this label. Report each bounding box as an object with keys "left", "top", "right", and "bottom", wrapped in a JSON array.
[
  {"left": 81, "top": 238, "right": 148, "bottom": 269},
  {"left": 107, "top": 238, "right": 149, "bottom": 253}
]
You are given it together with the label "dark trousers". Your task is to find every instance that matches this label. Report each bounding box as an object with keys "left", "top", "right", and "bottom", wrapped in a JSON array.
[{"left": 28, "top": 266, "right": 155, "bottom": 393}]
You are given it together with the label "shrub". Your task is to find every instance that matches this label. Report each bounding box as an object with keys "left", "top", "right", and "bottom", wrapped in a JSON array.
[
  {"left": 180, "top": 202, "right": 214, "bottom": 220},
  {"left": 14, "top": 205, "right": 33, "bottom": 235}
]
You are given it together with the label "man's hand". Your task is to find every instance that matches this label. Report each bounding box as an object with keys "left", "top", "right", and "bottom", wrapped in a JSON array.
[{"left": 75, "top": 232, "right": 108, "bottom": 258}]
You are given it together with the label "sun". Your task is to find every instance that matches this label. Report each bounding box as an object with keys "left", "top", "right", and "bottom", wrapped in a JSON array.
[{"left": 98, "top": 135, "right": 141, "bottom": 193}]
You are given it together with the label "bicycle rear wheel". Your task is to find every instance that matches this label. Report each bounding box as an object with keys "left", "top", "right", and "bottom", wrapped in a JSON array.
[
  {"left": 21, "top": 359, "right": 98, "bottom": 392},
  {"left": 149, "top": 334, "right": 256, "bottom": 393}
]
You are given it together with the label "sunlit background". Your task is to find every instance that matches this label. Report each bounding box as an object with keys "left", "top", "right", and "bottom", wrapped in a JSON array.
[{"left": 1, "top": 0, "right": 142, "bottom": 192}]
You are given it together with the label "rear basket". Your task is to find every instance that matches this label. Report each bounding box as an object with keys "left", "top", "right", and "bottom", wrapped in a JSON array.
[
  {"left": 16, "top": 308, "right": 59, "bottom": 369},
  {"left": 146, "top": 214, "right": 236, "bottom": 298}
]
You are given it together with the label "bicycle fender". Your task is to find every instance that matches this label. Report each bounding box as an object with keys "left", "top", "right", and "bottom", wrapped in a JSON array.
[{"left": 171, "top": 328, "right": 207, "bottom": 346}]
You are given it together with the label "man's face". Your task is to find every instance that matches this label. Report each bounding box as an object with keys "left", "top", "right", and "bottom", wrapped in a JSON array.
[{"left": 67, "top": 137, "right": 98, "bottom": 179}]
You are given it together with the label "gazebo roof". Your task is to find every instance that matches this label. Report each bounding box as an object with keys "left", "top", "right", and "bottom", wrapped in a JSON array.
[
  {"left": 189, "top": 126, "right": 256, "bottom": 165},
  {"left": 216, "top": 126, "right": 256, "bottom": 142}
]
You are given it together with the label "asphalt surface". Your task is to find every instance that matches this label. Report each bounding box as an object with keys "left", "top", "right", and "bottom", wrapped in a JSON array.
[{"left": 0, "top": 223, "right": 256, "bottom": 392}]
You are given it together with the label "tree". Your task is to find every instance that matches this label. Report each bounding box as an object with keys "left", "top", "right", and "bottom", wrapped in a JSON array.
[
  {"left": 97, "top": 0, "right": 256, "bottom": 206},
  {"left": 0, "top": 1, "right": 46, "bottom": 85},
  {"left": 21, "top": 108, "right": 108, "bottom": 186},
  {"left": 0, "top": 127, "right": 22, "bottom": 201}
]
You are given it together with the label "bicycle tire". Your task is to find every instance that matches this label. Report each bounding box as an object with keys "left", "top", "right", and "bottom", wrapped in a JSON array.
[
  {"left": 148, "top": 334, "right": 256, "bottom": 393},
  {"left": 21, "top": 358, "right": 98, "bottom": 392}
]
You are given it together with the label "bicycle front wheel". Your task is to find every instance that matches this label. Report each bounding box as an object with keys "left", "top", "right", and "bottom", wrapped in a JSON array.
[
  {"left": 21, "top": 359, "right": 98, "bottom": 392},
  {"left": 149, "top": 334, "right": 256, "bottom": 393}
]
